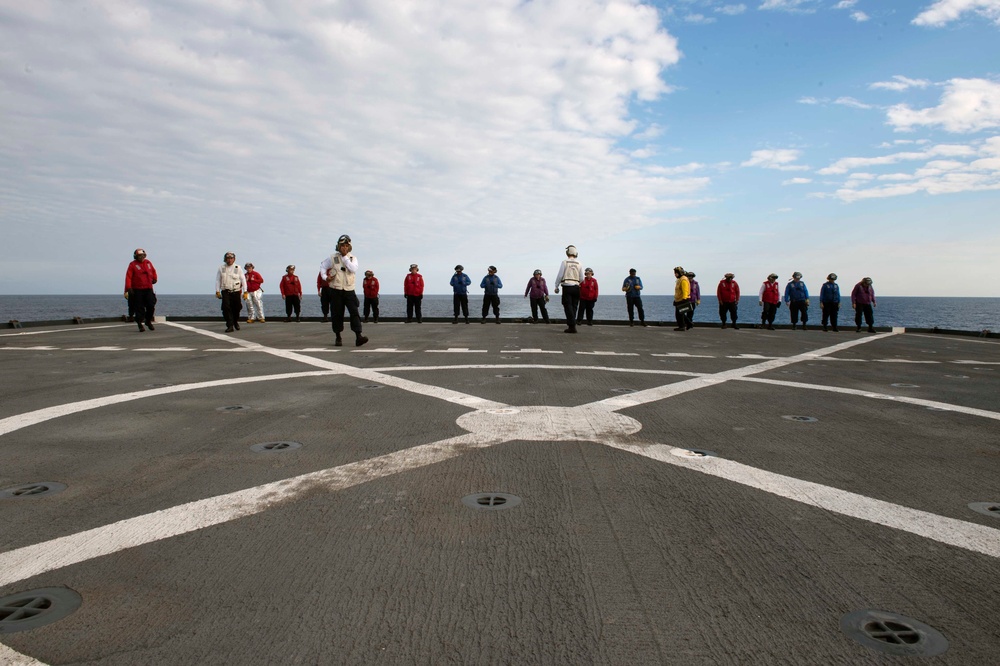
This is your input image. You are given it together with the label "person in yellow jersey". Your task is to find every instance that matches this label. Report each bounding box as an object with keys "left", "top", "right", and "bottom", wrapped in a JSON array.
[{"left": 672, "top": 266, "right": 692, "bottom": 331}]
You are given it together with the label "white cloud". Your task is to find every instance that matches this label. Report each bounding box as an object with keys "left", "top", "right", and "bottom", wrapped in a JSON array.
[
  {"left": 742, "top": 148, "right": 810, "bottom": 170},
  {"left": 782, "top": 177, "right": 812, "bottom": 184},
  {"left": 886, "top": 78, "right": 1000, "bottom": 132},
  {"left": 715, "top": 4, "right": 748, "bottom": 15},
  {"left": 851, "top": 10, "right": 870, "bottom": 21},
  {"left": 685, "top": 13, "right": 717, "bottom": 24},
  {"left": 869, "top": 75, "right": 932, "bottom": 92},
  {"left": 834, "top": 0, "right": 858, "bottom": 8},
  {"left": 818, "top": 144, "right": 977, "bottom": 174},
  {"left": 913, "top": 0, "right": 1000, "bottom": 26},
  {"left": 834, "top": 96, "right": 874, "bottom": 109},
  {"left": 759, "top": 0, "right": 817, "bottom": 12},
  {"left": 797, "top": 96, "right": 824, "bottom": 105}
]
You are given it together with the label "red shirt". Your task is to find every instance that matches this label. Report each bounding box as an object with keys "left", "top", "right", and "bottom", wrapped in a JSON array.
[
  {"left": 403, "top": 273, "right": 424, "bottom": 297},
  {"left": 245, "top": 270, "right": 264, "bottom": 292},
  {"left": 761, "top": 281, "right": 781, "bottom": 305},
  {"left": 580, "top": 277, "right": 599, "bottom": 301},
  {"left": 363, "top": 277, "right": 380, "bottom": 298},
  {"left": 717, "top": 280, "right": 740, "bottom": 304},
  {"left": 280, "top": 275, "right": 302, "bottom": 297},
  {"left": 125, "top": 259, "right": 157, "bottom": 290}
]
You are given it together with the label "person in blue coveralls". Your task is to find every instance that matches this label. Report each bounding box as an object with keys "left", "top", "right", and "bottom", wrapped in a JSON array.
[
  {"left": 784, "top": 271, "right": 810, "bottom": 330},
  {"left": 450, "top": 265, "right": 472, "bottom": 324},
  {"left": 480, "top": 266, "right": 503, "bottom": 323},
  {"left": 819, "top": 273, "right": 841, "bottom": 332},
  {"left": 622, "top": 268, "right": 647, "bottom": 327}
]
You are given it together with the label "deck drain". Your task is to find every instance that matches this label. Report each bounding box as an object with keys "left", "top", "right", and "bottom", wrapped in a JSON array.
[
  {"left": 891, "top": 383, "right": 920, "bottom": 388},
  {"left": 250, "top": 441, "right": 302, "bottom": 453},
  {"left": 217, "top": 405, "right": 250, "bottom": 412},
  {"left": 782, "top": 415, "right": 818, "bottom": 423},
  {"left": 495, "top": 374, "right": 519, "bottom": 378},
  {"left": 0, "top": 482, "right": 67, "bottom": 499},
  {"left": 358, "top": 385, "right": 383, "bottom": 390},
  {"left": 462, "top": 493, "right": 521, "bottom": 511},
  {"left": 670, "top": 448, "right": 718, "bottom": 459},
  {"left": 969, "top": 502, "right": 1000, "bottom": 518},
  {"left": 611, "top": 388, "right": 638, "bottom": 394},
  {"left": 840, "top": 610, "right": 948, "bottom": 657},
  {"left": 0, "top": 587, "right": 83, "bottom": 634}
]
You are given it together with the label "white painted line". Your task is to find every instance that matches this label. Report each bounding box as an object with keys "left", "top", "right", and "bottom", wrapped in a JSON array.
[
  {"left": 356, "top": 348, "right": 413, "bottom": 353},
  {"left": 133, "top": 347, "right": 196, "bottom": 352},
  {"left": 202, "top": 348, "right": 255, "bottom": 352},
  {"left": 952, "top": 360, "right": 1000, "bottom": 365},
  {"left": 608, "top": 442, "right": 1000, "bottom": 559},
  {"left": 725, "top": 354, "right": 776, "bottom": 359},
  {"left": 65, "top": 347, "right": 126, "bottom": 351},
  {"left": 294, "top": 348, "right": 339, "bottom": 352},
  {"left": 738, "top": 377, "right": 1000, "bottom": 422},
  {"left": 0, "top": 643, "right": 43, "bottom": 665},
  {"left": 426, "top": 348, "right": 488, "bottom": 353},
  {"left": 0, "top": 346, "right": 57, "bottom": 351},
  {"left": 506, "top": 348, "right": 562, "bottom": 354},
  {"left": 905, "top": 333, "right": 1000, "bottom": 346},
  {"left": 653, "top": 352, "right": 714, "bottom": 358},
  {"left": 873, "top": 359, "right": 941, "bottom": 364},
  {"left": 0, "top": 325, "right": 127, "bottom": 337},
  {"left": 577, "top": 351, "right": 640, "bottom": 356},
  {"left": 0, "top": 433, "right": 498, "bottom": 588},
  {"left": 812, "top": 357, "right": 866, "bottom": 362},
  {"left": 368, "top": 364, "right": 703, "bottom": 378}
]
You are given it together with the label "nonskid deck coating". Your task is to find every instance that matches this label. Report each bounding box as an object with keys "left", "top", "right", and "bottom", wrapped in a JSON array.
[{"left": 1, "top": 320, "right": 999, "bottom": 664}]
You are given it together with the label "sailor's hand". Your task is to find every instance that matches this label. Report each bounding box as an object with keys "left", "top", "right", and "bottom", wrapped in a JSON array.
[
  {"left": 124, "top": 291, "right": 129, "bottom": 300},
  {"left": 216, "top": 291, "right": 222, "bottom": 299},
  {"left": 242, "top": 292, "right": 249, "bottom": 300}
]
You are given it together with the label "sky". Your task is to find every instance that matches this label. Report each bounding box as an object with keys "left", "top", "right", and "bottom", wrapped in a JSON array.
[{"left": 1, "top": 0, "right": 999, "bottom": 297}]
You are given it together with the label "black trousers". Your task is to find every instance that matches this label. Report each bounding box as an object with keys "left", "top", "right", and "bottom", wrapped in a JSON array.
[
  {"left": 453, "top": 294, "right": 469, "bottom": 318},
  {"left": 129, "top": 288, "right": 156, "bottom": 326},
  {"left": 406, "top": 295, "right": 423, "bottom": 321},
  {"left": 719, "top": 301, "right": 737, "bottom": 324},
  {"left": 821, "top": 302, "right": 839, "bottom": 328},
  {"left": 626, "top": 296, "right": 644, "bottom": 322},
  {"left": 221, "top": 290, "right": 242, "bottom": 327},
  {"left": 331, "top": 290, "right": 362, "bottom": 336},
  {"left": 285, "top": 295, "right": 301, "bottom": 317},
  {"left": 761, "top": 302, "right": 778, "bottom": 326},
  {"left": 364, "top": 297, "right": 380, "bottom": 321},
  {"left": 529, "top": 297, "right": 549, "bottom": 322},
  {"left": 482, "top": 294, "right": 500, "bottom": 318},
  {"left": 561, "top": 285, "right": 580, "bottom": 330},
  {"left": 320, "top": 287, "right": 335, "bottom": 316},
  {"left": 577, "top": 299, "right": 595, "bottom": 324},
  {"left": 855, "top": 304, "right": 874, "bottom": 328},
  {"left": 789, "top": 300, "right": 808, "bottom": 324}
]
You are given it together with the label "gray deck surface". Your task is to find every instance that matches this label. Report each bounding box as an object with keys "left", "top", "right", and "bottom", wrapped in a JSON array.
[{"left": 1, "top": 318, "right": 999, "bottom": 665}]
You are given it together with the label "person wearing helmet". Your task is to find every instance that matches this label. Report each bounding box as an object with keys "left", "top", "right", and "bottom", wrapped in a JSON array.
[
  {"left": 450, "top": 265, "right": 471, "bottom": 324},
  {"left": 623, "top": 268, "right": 648, "bottom": 327},
  {"left": 243, "top": 262, "right": 265, "bottom": 323},
  {"left": 554, "top": 245, "right": 583, "bottom": 333},
  {"left": 758, "top": 273, "right": 781, "bottom": 330},
  {"left": 318, "top": 235, "right": 368, "bottom": 346},
  {"left": 783, "top": 271, "right": 810, "bottom": 330},
  {"left": 215, "top": 251, "right": 247, "bottom": 333},
  {"left": 577, "top": 267, "right": 599, "bottom": 326},
  {"left": 124, "top": 248, "right": 158, "bottom": 332},
  {"left": 480, "top": 266, "right": 503, "bottom": 324},
  {"left": 403, "top": 264, "right": 424, "bottom": 323},
  {"left": 819, "top": 273, "right": 841, "bottom": 332},
  {"left": 362, "top": 270, "right": 380, "bottom": 323},
  {"left": 672, "top": 266, "right": 691, "bottom": 331},
  {"left": 851, "top": 277, "right": 877, "bottom": 333},
  {"left": 685, "top": 271, "right": 700, "bottom": 328},
  {"left": 524, "top": 269, "right": 550, "bottom": 324},
  {"left": 317, "top": 269, "right": 334, "bottom": 323},
  {"left": 280, "top": 265, "right": 303, "bottom": 322},
  {"left": 716, "top": 273, "right": 740, "bottom": 329}
]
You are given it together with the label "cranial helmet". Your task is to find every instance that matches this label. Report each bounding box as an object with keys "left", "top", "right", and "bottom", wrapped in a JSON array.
[
  {"left": 455, "top": 265, "right": 464, "bottom": 271},
  {"left": 565, "top": 245, "right": 578, "bottom": 257},
  {"left": 133, "top": 248, "right": 146, "bottom": 261},
  {"left": 828, "top": 273, "right": 837, "bottom": 280},
  {"left": 792, "top": 271, "right": 803, "bottom": 279},
  {"left": 337, "top": 234, "right": 351, "bottom": 246},
  {"left": 768, "top": 273, "right": 778, "bottom": 279},
  {"left": 224, "top": 252, "right": 236, "bottom": 261}
]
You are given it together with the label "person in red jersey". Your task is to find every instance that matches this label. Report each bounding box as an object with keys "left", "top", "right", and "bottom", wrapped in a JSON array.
[
  {"left": 280, "top": 265, "right": 303, "bottom": 322},
  {"left": 124, "top": 248, "right": 158, "bottom": 332},
  {"left": 362, "top": 270, "right": 380, "bottom": 323},
  {"left": 404, "top": 263, "right": 425, "bottom": 323}
]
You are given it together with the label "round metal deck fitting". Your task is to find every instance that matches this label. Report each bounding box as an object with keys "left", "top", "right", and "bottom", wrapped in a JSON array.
[
  {"left": 891, "top": 383, "right": 920, "bottom": 388},
  {"left": 462, "top": 493, "right": 521, "bottom": 511},
  {"left": 0, "top": 482, "right": 67, "bottom": 499},
  {"left": 840, "top": 610, "right": 948, "bottom": 657},
  {"left": 216, "top": 405, "right": 250, "bottom": 412},
  {"left": 969, "top": 502, "right": 1000, "bottom": 518},
  {"left": 782, "top": 415, "right": 818, "bottom": 423},
  {"left": 670, "top": 448, "right": 718, "bottom": 459},
  {"left": 0, "top": 587, "right": 83, "bottom": 634},
  {"left": 250, "top": 441, "right": 302, "bottom": 453}
]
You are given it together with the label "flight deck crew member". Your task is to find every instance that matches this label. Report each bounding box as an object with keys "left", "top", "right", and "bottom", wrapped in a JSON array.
[
  {"left": 622, "top": 268, "right": 647, "bottom": 327},
  {"left": 554, "top": 245, "right": 583, "bottom": 334},
  {"left": 451, "top": 265, "right": 471, "bottom": 323},
  {"left": 244, "top": 262, "right": 265, "bottom": 323},
  {"left": 404, "top": 264, "right": 424, "bottom": 323},
  {"left": 784, "top": 271, "right": 810, "bottom": 330},
  {"left": 480, "top": 266, "right": 503, "bottom": 323},
  {"left": 319, "top": 234, "right": 368, "bottom": 347},
  {"left": 317, "top": 271, "right": 334, "bottom": 322},
  {"left": 672, "top": 266, "right": 691, "bottom": 331},
  {"left": 124, "top": 248, "right": 157, "bottom": 332},
  {"left": 280, "top": 265, "right": 302, "bottom": 322},
  {"left": 852, "top": 277, "right": 877, "bottom": 333},
  {"left": 685, "top": 272, "right": 700, "bottom": 328},
  {"left": 759, "top": 273, "right": 780, "bottom": 330},
  {"left": 362, "top": 270, "right": 380, "bottom": 323},
  {"left": 820, "top": 273, "right": 841, "bottom": 332},
  {"left": 717, "top": 273, "right": 740, "bottom": 329},
  {"left": 215, "top": 251, "right": 248, "bottom": 333},
  {"left": 524, "top": 270, "right": 550, "bottom": 323},
  {"left": 577, "top": 267, "right": 598, "bottom": 326}
]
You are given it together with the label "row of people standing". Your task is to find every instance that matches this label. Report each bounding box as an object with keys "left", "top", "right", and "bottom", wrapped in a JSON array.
[{"left": 751, "top": 272, "right": 877, "bottom": 332}]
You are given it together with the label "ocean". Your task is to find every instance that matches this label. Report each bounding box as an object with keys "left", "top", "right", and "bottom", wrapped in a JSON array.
[{"left": 2, "top": 294, "right": 998, "bottom": 332}]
